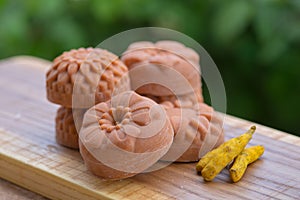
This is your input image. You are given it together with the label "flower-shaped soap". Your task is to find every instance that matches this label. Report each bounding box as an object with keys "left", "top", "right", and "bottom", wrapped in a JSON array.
[
  {"left": 79, "top": 91, "right": 174, "bottom": 179},
  {"left": 46, "top": 48, "right": 130, "bottom": 108},
  {"left": 161, "top": 103, "right": 224, "bottom": 162},
  {"left": 55, "top": 107, "right": 86, "bottom": 149},
  {"left": 144, "top": 90, "right": 203, "bottom": 110}
]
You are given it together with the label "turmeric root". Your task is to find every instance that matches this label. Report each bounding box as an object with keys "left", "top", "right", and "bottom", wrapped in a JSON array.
[
  {"left": 197, "top": 126, "right": 256, "bottom": 181},
  {"left": 230, "top": 145, "right": 264, "bottom": 182},
  {"left": 195, "top": 147, "right": 219, "bottom": 172}
]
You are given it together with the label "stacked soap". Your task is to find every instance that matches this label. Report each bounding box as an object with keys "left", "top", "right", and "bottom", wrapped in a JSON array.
[
  {"left": 46, "top": 48, "right": 130, "bottom": 149},
  {"left": 121, "top": 41, "right": 224, "bottom": 162},
  {"left": 45, "top": 41, "right": 224, "bottom": 180}
]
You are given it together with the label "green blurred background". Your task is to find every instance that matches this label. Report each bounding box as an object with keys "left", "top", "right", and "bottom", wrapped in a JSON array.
[{"left": 0, "top": 0, "right": 299, "bottom": 136}]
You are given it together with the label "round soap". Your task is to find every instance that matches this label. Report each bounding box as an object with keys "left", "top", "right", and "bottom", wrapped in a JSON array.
[
  {"left": 79, "top": 91, "right": 174, "bottom": 180},
  {"left": 144, "top": 90, "right": 203, "bottom": 110},
  {"left": 46, "top": 48, "right": 130, "bottom": 108},
  {"left": 121, "top": 41, "right": 202, "bottom": 97},
  {"left": 55, "top": 106, "right": 86, "bottom": 149},
  {"left": 161, "top": 102, "right": 224, "bottom": 162}
]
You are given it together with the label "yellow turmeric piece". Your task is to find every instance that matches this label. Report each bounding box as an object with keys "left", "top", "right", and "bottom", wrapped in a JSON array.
[
  {"left": 196, "top": 147, "right": 219, "bottom": 172},
  {"left": 230, "top": 145, "right": 264, "bottom": 182},
  {"left": 197, "top": 126, "right": 256, "bottom": 181}
]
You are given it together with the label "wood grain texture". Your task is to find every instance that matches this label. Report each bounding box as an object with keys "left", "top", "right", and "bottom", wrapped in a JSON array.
[
  {"left": 0, "top": 178, "right": 47, "bottom": 200},
  {"left": 0, "top": 56, "right": 300, "bottom": 200}
]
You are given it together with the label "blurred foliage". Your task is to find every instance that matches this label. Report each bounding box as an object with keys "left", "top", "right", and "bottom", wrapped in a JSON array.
[{"left": 0, "top": 0, "right": 299, "bottom": 135}]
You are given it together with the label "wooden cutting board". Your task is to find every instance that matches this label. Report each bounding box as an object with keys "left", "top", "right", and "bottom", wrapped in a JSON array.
[{"left": 0, "top": 56, "right": 299, "bottom": 200}]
